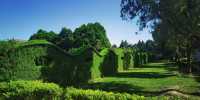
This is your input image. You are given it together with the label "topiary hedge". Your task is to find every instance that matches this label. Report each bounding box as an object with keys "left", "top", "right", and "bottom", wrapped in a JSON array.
[
  {"left": 0, "top": 40, "right": 76, "bottom": 86},
  {"left": 112, "top": 48, "right": 124, "bottom": 71},
  {"left": 0, "top": 40, "right": 121, "bottom": 86},
  {"left": 100, "top": 49, "right": 118, "bottom": 76},
  {"left": 0, "top": 40, "right": 150, "bottom": 86},
  {"left": 123, "top": 49, "right": 135, "bottom": 70},
  {"left": 134, "top": 51, "right": 149, "bottom": 67}
]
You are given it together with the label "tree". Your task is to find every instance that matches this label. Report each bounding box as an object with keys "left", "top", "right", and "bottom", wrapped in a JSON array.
[
  {"left": 121, "top": 0, "right": 200, "bottom": 73},
  {"left": 145, "top": 40, "right": 155, "bottom": 52},
  {"left": 112, "top": 44, "right": 118, "bottom": 48},
  {"left": 29, "top": 29, "right": 57, "bottom": 43},
  {"left": 119, "top": 40, "right": 129, "bottom": 48},
  {"left": 121, "top": 0, "right": 160, "bottom": 30},
  {"left": 73, "top": 22, "right": 111, "bottom": 50}
]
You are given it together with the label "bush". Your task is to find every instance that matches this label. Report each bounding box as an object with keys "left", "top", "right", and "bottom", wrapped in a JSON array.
[
  {"left": 134, "top": 52, "right": 140, "bottom": 67},
  {"left": 0, "top": 81, "right": 188, "bottom": 100},
  {"left": 0, "top": 80, "right": 63, "bottom": 100},
  {"left": 123, "top": 51, "right": 132, "bottom": 70},
  {"left": 100, "top": 49, "right": 118, "bottom": 76},
  {"left": 63, "top": 87, "right": 185, "bottom": 100},
  {"left": 134, "top": 52, "right": 149, "bottom": 67},
  {"left": 64, "top": 87, "right": 145, "bottom": 100}
]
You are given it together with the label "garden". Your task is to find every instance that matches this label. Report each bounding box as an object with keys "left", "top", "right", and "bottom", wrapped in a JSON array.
[{"left": 0, "top": 0, "right": 200, "bottom": 100}]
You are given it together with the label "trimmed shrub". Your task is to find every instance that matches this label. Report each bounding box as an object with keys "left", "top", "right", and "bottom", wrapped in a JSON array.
[
  {"left": 123, "top": 51, "right": 131, "bottom": 70},
  {"left": 134, "top": 52, "right": 140, "bottom": 67},
  {"left": 134, "top": 52, "right": 149, "bottom": 67},
  {"left": 113, "top": 48, "right": 124, "bottom": 71},
  {"left": 70, "top": 48, "right": 94, "bottom": 84},
  {"left": 63, "top": 87, "right": 185, "bottom": 100},
  {"left": 64, "top": 87, "right": 145, "bottom": 100},
  {"left": 0, "top": 40, "right": 75, "bottom": 86},
  {"left": 100, "top": 49, "right": 118, "bottom": 76},
  {"left": 0, "top": 81, "right": 189, "bottom": 100},
  {"left": 0, "top": 80, "right": 62, "bottom": 100}
]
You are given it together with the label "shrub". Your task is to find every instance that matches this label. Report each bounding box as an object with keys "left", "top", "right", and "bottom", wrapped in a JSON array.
[
  {"left": 100, "top": 49, "right": 118, "bottom": 76},
  {"left": 0, "top": 81, "right": 188, "bottom": 100},
  {"left": 112, "top": 48, "right": 124, "bottom": 71},
  {"left": 123, "top": 51, "right": 132, "bottom": 70},
  {"left": 0, "top": 80, "right": 63, "bottom": 100},
  {"left": 64, "top": 87, "right": 145, "bottom": 100},
  {"left": 134, "top": 52, "right": 140, "bottom": 67}
]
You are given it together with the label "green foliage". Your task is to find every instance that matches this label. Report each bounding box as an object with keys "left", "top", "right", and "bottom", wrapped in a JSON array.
[
  {"left": 100, "top": 49, "right": 118, "bottom": 76},
  {"left": 112, "top": 48, "right": 124, "bottom": 71},
  {"left": 64, "top": 87, "right": 145, "bottom": 100},
  {"left": 29, "top": 29, "right": 57, "bottom": 42},
  {"left": 55, "top": 27, "right": 74, "bottom": 51},
  {"left": 73, "top": 22, "right": 111, "bottom": 50},
  {"left": 92, "top": 48, "right": 109, "bottom": 78},
  {"left": 123, "top": 50, "right": 133, "bottom": 70},
  {"left": 0, "top": 80, "right": 62, "bottom": 100},
  {"left": 134, "top": 52, "right": 140, "bottom": 67},
  {"left": 0, "top": 40, "right": 149, "bottom": 86},
  {"left": 119, "top": 40, "right": 129, "bottom": 48},
  {"left": 0, "top": 80, "right": 184, "bottom": 100},
  {"left": 0, "top": 40, "right": 75, "bottom": 86},
  {"left": 134, "top": 52, "right": 149, "bottom": 67}
]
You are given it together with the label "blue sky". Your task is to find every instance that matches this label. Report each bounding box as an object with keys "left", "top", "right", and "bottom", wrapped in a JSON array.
[{"left": 0, "top": 0, "right": 152, "bottom": 45}]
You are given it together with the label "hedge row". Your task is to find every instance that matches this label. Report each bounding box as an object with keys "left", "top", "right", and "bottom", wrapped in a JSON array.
[
  {"left": 0, "top": 40, "right": 76, "bottom": 86},
  {"left": 0, "top": 40, "right": 149, "bottom": 86},
  {"left": 0, "top": 80, "right": 185, "bottom": 100},
  {"left": 113, "top": 48, "right": 149, "bottom": 70},
  {"left": 134, "top": 52, "right": 149, "bottom": 67},
  {"left": 0, "top": 40, "right": 120, "bottom": 86}
]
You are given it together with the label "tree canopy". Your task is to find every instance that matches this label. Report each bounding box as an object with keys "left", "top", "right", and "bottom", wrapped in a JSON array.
[
  {"left": 73, "top": 22, "right": 111, "bottom": 50},
  {"left": 29, "top": 22, "right": 111, "bottom": 51},
  {"left": 121, "top": 0, "right": 200, "bottom": 72}
]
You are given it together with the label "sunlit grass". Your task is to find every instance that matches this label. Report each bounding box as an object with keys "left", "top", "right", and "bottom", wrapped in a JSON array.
[{"left": 89, "top": 62, "right": 200, "bottom": 96}]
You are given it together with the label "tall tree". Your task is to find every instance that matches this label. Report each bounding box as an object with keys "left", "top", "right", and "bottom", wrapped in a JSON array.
[
  {"left": 119, "top": 40, "right": 129, "bottom": 48},
  {"left": 121, "top": 0, "right": 200, "bottom": 72},
  {"left": 73, "top": 22, "right": 111, "bottom": 50}
]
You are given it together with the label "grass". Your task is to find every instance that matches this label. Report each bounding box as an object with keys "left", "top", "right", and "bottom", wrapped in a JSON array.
[{"left": 82, "top": 62, "right": 200, "bottom": 97}]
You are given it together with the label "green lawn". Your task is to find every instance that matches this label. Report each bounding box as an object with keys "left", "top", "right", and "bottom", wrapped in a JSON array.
[{"left": 83, "top": 62, "right": 200, "bottom": 97}]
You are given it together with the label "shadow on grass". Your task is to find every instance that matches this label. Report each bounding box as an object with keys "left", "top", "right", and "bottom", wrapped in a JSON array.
[
  {"left": 140, "top": 62, "right": 175, "bottom": 68},
  {"left": 140, "top": 62, "right": 179, "bottom": 73},
  {"left": 114, "top": 72, "right": 176, "bottom": 78},
  {"left": 81, "top": 81, "right": 143, "bottom": 93},
  {"left": 80, "top": 81, "right": 200, "bottom": 96}
]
